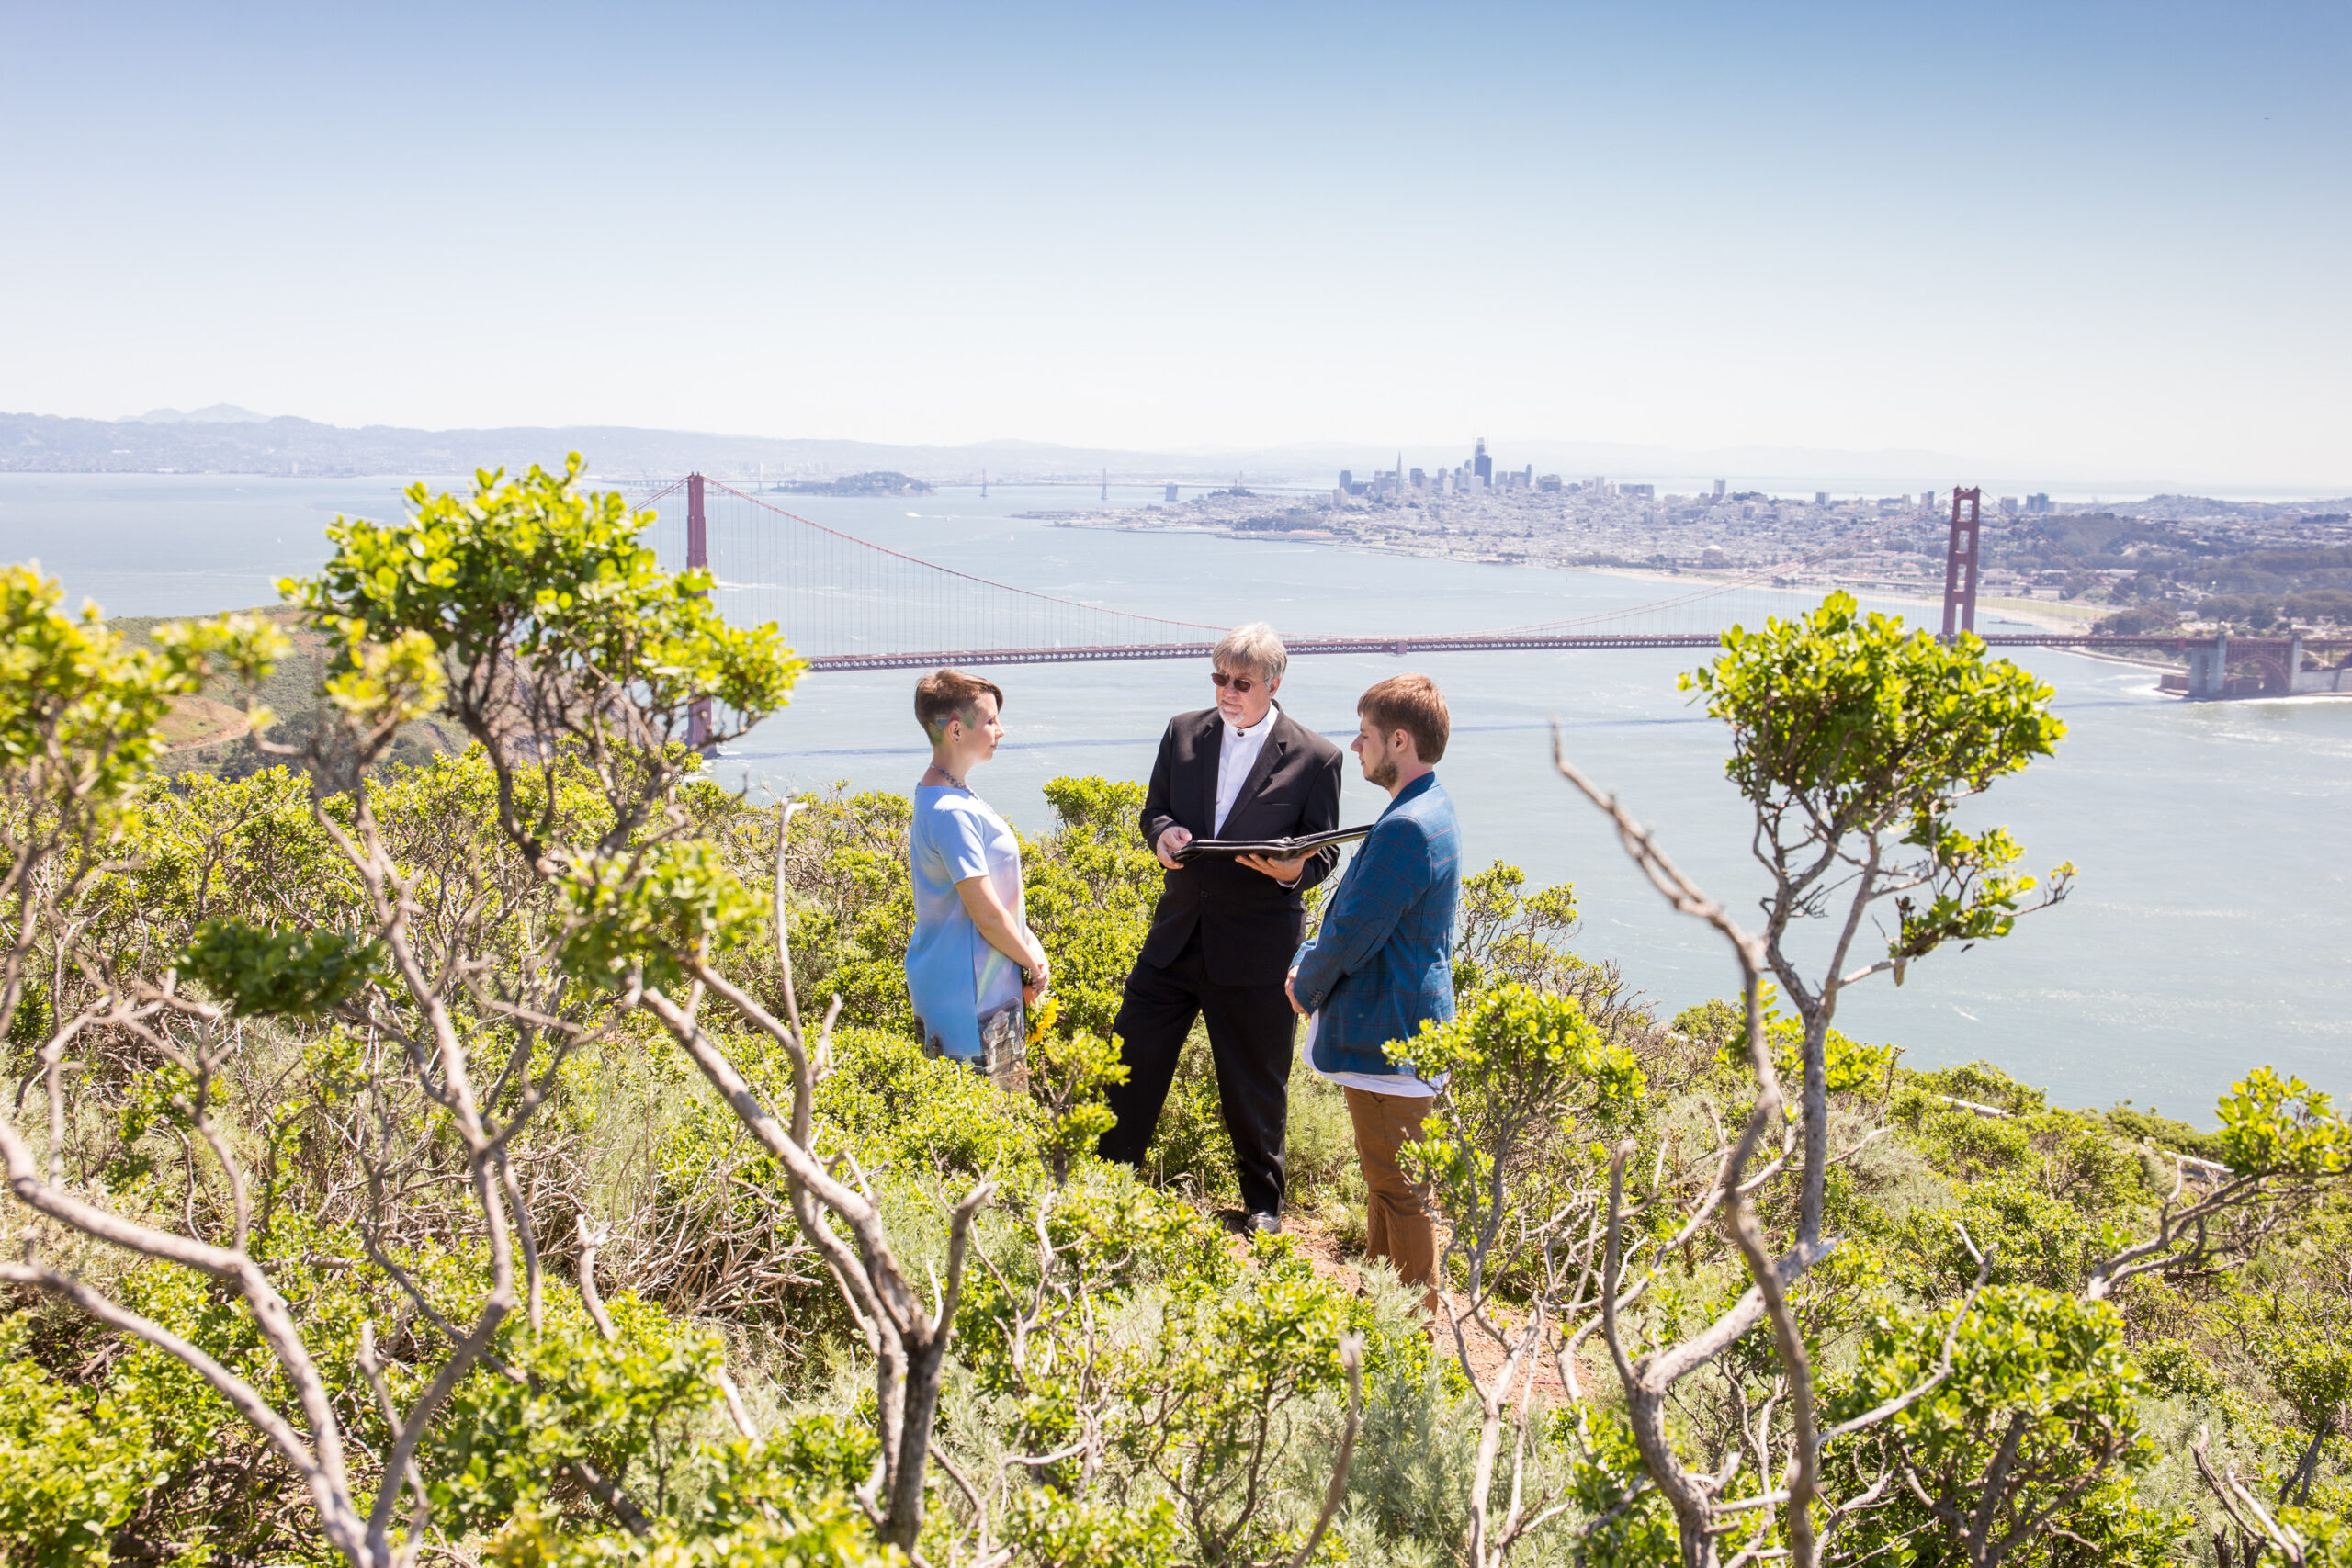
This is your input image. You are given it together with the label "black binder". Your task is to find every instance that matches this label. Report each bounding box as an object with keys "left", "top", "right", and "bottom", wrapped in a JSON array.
[{"left": 1170, "top": 825, "right": 1375, "bottom": 865}]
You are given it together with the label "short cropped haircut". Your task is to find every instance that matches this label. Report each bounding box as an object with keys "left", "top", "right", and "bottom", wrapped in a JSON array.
[
  {"left": 1212, "top": 622, "right": 1289, "bottom": 682},
  {"left": 914, "top": 668, "right": 1004, "bottom": 741},
  {"left": 1359, "top": 674, "right": 1449, "bottom": 764}
]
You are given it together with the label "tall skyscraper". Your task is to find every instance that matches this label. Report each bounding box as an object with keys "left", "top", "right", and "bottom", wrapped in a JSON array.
[
  {"left": 1474, "top": 438, "right": 1492, "bottom": 484},
  {"left": 1713, "top": 479, "right": 1727, "bottom": 500}
]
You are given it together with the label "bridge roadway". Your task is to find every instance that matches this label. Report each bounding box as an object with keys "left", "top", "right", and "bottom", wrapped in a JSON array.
[{"left": 801, "top": 632, "right": 2352, "bottom": 674}]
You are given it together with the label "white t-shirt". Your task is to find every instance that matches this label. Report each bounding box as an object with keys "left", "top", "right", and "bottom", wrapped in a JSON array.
[{"left": 1300, "top": 1010, "right": 1443, "bottom": 1099}]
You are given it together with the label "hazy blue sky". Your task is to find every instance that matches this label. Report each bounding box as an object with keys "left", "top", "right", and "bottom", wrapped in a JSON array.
[{"left": 4, "top": 2, "right": 2346, "bottom": 483}]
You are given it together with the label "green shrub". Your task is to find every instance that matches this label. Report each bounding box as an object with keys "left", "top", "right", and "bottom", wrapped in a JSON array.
[{"left": 0, "top": 1333, "right": 165, "bottom": 1568}]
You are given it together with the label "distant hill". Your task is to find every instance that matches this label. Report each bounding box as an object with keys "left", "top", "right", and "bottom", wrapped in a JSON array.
[
  {"left": 0, "top": 409, "right": 1991, "bottom": 488},
  {"left": 0, "top": 410, "right": 1312, "bottom": 484},
  {"left": 12, "top": 407, "right": 2339, "bottom": 495},
  {"left": 130, "top": 404, "right": 271, "bottom": 424}
]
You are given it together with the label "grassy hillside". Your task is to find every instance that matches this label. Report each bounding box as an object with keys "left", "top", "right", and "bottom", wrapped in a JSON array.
[{"left": 108, "top": 604, "right": 459, "bottom": 774}]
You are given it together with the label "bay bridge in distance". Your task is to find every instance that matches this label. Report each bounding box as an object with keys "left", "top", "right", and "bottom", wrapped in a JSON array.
[{"left": 632, "top": 475, "right": 2351, "bottom": 715}]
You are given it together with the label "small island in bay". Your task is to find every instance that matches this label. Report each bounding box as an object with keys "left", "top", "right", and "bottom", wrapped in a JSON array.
[{"left": 768, "top": 470, "right": 933, "bottom": 496}]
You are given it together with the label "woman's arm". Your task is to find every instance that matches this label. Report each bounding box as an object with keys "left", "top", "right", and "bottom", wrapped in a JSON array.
[{"left": 956, "top": 874, "right": 1049, "bottom": 999}]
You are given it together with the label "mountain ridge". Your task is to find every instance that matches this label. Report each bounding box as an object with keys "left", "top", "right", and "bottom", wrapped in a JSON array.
[{"left": 4, "top": 408, "right": 2339, "bottom": 495}]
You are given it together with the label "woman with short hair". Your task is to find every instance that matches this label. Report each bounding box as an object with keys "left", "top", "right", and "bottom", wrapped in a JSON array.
[{"left": 904, "top": 668, "right": 1046, "bottom": 1084}]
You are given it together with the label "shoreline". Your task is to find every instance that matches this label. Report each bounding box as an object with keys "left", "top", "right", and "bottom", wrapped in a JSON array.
[{"left": 1073, "top": 516, "right": 2109, "bottom": 637}]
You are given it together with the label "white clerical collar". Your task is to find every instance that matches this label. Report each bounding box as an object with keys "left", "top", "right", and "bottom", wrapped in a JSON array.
[{"left": 1226, "top": 703, "right": 1277, "bottom": 741}]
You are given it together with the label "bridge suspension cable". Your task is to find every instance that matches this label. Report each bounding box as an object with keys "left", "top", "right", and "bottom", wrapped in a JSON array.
[
  {"left": 632, "top": 478, "right": 1227, "bottom": 666},
  {"left": 622, "top": 475, "right": 2345, "bottom": 676}
]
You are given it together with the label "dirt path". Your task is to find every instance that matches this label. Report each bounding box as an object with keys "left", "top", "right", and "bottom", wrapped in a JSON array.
[{"left": 1272, "top": 1211, "right": 1575, "bottom": 1405}]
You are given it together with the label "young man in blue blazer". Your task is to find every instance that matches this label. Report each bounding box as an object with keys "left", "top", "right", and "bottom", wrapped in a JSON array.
[{"left": 1286, "top": 674, "right": 1460, "bottom": 1314}]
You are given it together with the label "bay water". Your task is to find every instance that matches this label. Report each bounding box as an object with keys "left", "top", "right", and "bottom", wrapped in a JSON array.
[{"left": 6, "top": 472, "right": 2345, "bottom": 1120}]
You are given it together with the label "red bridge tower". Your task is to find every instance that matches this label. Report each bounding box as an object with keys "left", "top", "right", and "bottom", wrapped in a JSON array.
[
  {"left": 1939, "top": 487, "right": 1984, "bottom": 641},
  {"left": 687, "top": 473, "right": 712, "bottom": 750}
]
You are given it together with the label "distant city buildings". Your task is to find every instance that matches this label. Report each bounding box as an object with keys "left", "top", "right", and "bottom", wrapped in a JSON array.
[
  {"left": 1075, "top": 449, "right": 2352, "bottom": 617},
  {"left": 1063, "top": 477, "right": 2352, "bottom": 634},
  {"left": 1326, "top": 446, "right": 2062, "bottom": 528}
]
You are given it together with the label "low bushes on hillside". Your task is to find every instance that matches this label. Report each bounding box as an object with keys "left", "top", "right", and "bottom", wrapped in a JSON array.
[{"left": 2, "top": 464, "right": 2345, "bottom": 1568}]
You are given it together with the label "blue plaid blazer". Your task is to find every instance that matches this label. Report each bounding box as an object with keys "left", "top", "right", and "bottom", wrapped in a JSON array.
[{"left": 1290, "top": 772, "right": 1461, "bottom": 1077}]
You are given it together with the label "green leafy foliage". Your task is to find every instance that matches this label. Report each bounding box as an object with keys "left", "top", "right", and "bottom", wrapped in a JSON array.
[
  {"left": 1396, "top": 983, "right": 1647, "bottom": 1308},
  {"left": 1023, "top": 996, "right": 1128, "bottom": 1183},
  {"left": 1687, "top": 592, "right": 2065, "bottom": 838},
  {"left": 1826, "top": 1286, "right": 2178, "bottom": 1565},
  {"left": 961, "top": 1176, "right": 1399, "bottom": 1568},
  {"left": 482, "top": 1413, "right": 895, "bottom": 1568},
  {"left": 808, "top": 1026, "right": 1047, "bottom": 1181},
  {"left": 999, "top": 1487, "right": 1182, "bottom": 1568},
  {"left": 559, "top": 841, "right": 768, "bottom": 990},
  {"left": 1562, "top": 1414, "right": 1680, "bottom": 1567},
  {"left": 320, "top": 622, "right": 447, "bottom": 735},
  {"left": 7, "top": 476, "right": 2350, "bottom": 1568},
  {"left": 283, "top": 457, "right": 803, "bottom": 735},
  {"left": 487, "top": 1498, "right": 893, "bottom": 1568},
  {"left": 0, "top": 564, "right": 284, "bottom": 818},
  {"left": 1023, "top": 776, "right": 1159, "bottom": 1041},
  {"left": 424, "top": 1300, "right": 724, "bottom": 1538},
  {"left": 779, "top": 788, "right": 920, "bottom": 1036},
  {"left": 1677, "top": 990, "right": 1897, "bottom": 1094},
  {"left": 1401, "top": 982, "right": 1645, "bottom": 1213},
  {"left": 177, "top": 918, "right": 384, "bottom": 1018},
  {"left": 2215, "top": 1068, "right": 2352, "bottom": 1179},
  {"left": 1685, "top": 591, "right": 2073, "bottom": 974},
  {"left": 0, "top": 1327, "right": 167, "bottom": 1568},
  {"left": 1134, "top": 1236, "right": 1375, "bottom": 1564},
  {"left": 1452, "top": 860, "right": 1579, "bottom": 995}
]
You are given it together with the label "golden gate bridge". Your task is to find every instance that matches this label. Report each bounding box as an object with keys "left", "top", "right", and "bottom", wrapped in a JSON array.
[{"left": 632, "top": 474, "right": 2349, "bottom": 702}]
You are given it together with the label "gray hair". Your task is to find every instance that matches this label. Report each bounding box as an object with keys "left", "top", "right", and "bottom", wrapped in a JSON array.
[{"left": 1212, "top": 622, "right": 1289, "bottom": 682}]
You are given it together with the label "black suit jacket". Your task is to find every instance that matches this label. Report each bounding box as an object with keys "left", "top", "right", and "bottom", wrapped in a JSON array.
[{"left": 1136, "top": 707, "right": 1346, "bottom": 987}]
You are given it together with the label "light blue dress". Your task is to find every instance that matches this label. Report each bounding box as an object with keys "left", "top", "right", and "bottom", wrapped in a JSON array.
[{"left": 905, "top": 784, "right": 1029, "bottom": 1065}]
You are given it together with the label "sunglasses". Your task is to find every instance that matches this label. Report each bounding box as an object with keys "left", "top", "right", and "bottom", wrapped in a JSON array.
[{"left": 1209, "top": 671, "right": 1261, "bottom": 694}]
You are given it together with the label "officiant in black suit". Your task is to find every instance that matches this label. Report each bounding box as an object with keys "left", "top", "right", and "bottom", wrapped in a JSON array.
[{"left": 1097, "top": 622, "right": 1346, "bottom": 1232}]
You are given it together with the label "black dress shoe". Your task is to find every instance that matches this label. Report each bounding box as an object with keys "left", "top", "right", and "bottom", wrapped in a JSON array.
[{"left": 1246, "top": 1211, "right": 1283, "bottom": 1235}]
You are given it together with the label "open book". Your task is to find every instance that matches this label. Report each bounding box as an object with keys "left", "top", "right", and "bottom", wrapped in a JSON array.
[{"left": 1171, "top": 825, "right": 1375, "bottom": 864}]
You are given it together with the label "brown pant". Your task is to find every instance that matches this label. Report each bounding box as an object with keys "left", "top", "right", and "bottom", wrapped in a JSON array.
[{"left": 1342, "top": 1086, "right": 1441, "bottom": 1314}]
